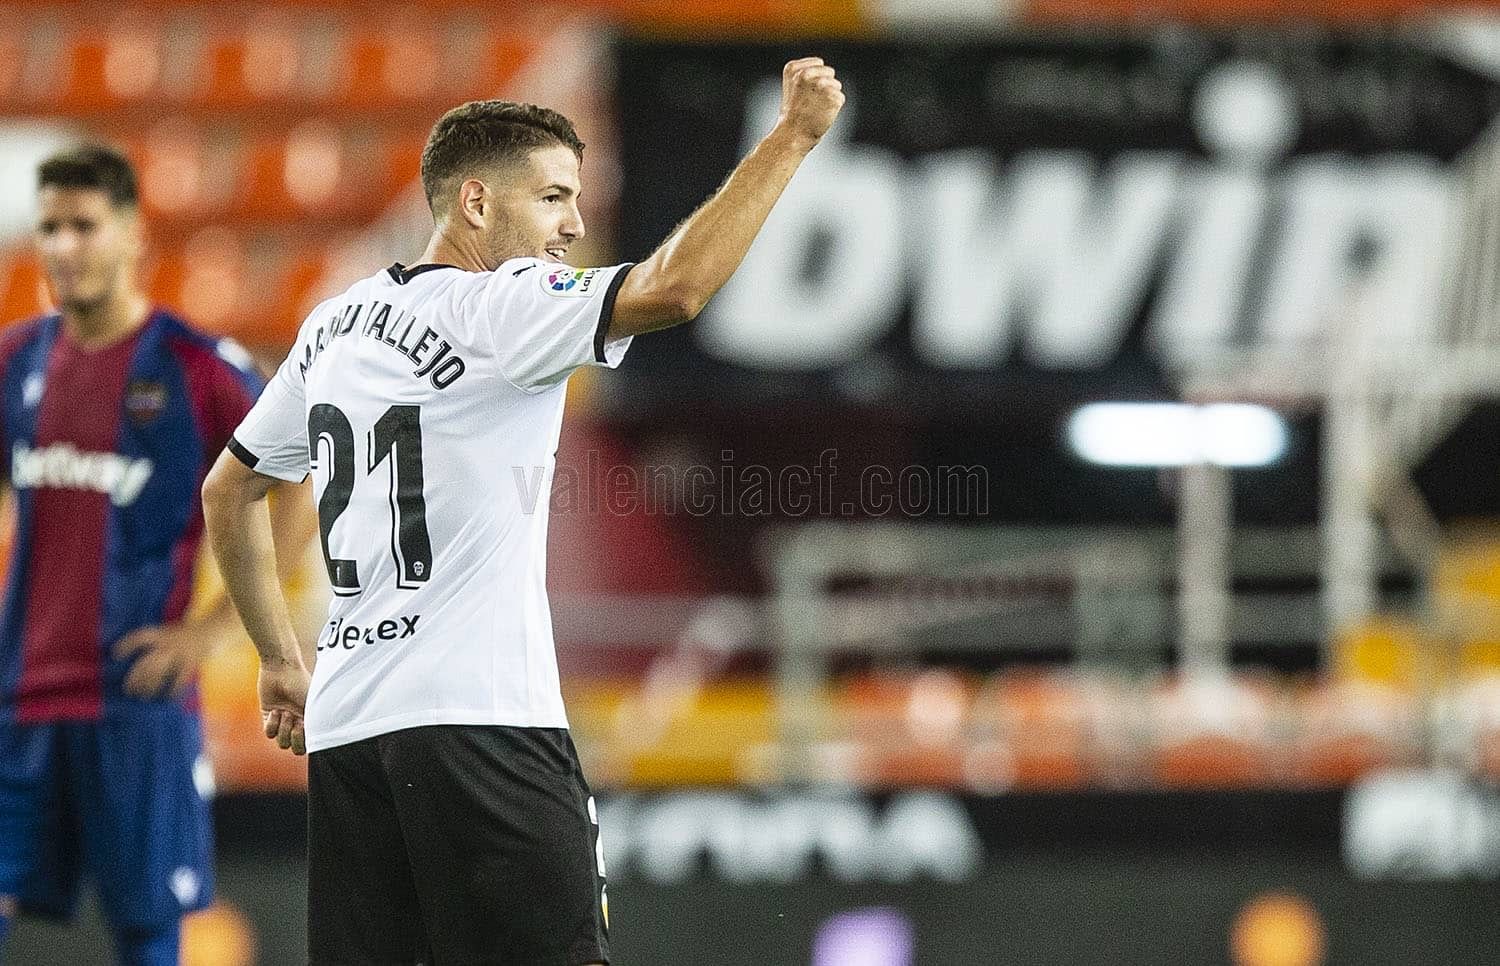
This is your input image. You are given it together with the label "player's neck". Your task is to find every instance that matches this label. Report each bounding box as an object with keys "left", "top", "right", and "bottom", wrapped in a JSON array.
[
  {"left": 61, "top": 289, "right": 151, "bottom": 350},
  {"left": 419, "top": 231, "right": 489, "bottom": 275}
]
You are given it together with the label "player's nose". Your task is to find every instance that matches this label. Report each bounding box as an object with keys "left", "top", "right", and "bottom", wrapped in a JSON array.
[{"left": 564, "top": 205, "right": 585, "bottom": 242}]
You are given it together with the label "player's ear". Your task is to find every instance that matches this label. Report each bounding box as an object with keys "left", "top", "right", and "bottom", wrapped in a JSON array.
[{"left": 457, "top": 178, "right": 489, "bottom": 230}]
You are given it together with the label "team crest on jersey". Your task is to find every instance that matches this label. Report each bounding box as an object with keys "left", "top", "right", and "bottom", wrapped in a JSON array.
[
  {"left": 542, "top": 266, "right": 602, "bottom": 298},
  {"left": 125, "top": 379, "right": 167, "bottom": 424}
]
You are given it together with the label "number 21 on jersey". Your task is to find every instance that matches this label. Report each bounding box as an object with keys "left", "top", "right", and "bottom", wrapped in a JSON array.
[{"left": 308, "top": 403, "right": 434, "bottom": 596}]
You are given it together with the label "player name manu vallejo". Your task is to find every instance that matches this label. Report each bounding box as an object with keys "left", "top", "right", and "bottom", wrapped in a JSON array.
[{"left": 299, "top": 300, "right": 468, "bottom": 389}]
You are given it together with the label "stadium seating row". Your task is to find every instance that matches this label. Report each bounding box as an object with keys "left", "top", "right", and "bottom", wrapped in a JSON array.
[
  {"left": 198, "top": 657, "right": 1500, "bottom": 792},
  {"left": 0, "top": 0, "right": 836, "bottom": 32},
  {"left": 8, "top": 124, "right": 434, "bottom": 230},
  {"left": 1, "top": 13, "right": 551, "bottom": 343},
  {"left": 188, "top": 531, "right": 1500, "bottom": 793},
  {"left": 587, "top": 669, "right": 1500, "bottom": 791},
  {"left": 0, "top": 0, "right": 1469, "bottom": 25},
  {"left": 2, "top": 16, "right": 536, "bottom": 116}
]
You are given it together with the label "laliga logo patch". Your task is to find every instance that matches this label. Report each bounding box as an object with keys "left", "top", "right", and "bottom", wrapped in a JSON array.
[
  {"left": 546, "top": 267, "right": 581, "bottom": 291},
  {"left": 542, "top": 266, "right": 601, "bottom": 298}
]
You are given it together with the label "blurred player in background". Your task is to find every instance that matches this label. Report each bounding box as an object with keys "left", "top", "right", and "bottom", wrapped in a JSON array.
[
  {"left": 0, "top": 146, "right": 312, "bottom": 966},
  {"left": 204, "top": 57, "right": 843, "bottom": 965}
]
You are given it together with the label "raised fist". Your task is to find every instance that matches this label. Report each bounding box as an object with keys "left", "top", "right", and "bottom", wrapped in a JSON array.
[{"left": 777, "top": 57, "right": 845, "bottom": 147}]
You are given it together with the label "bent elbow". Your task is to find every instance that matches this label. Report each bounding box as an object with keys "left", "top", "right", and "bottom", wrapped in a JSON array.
[
  {"left": 661, "top": 286, "right": 707, "bottom": 323},
  {"left": 615, "top": 264, "right": 708, "bottom": 332}
]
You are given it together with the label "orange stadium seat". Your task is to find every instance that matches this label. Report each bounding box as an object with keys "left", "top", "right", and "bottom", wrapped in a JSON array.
[
  {"left": 52, "top": 35, "right": 113, "bottom": 109},
  {"left": 241, "top": 21, "right": 306, "bottom": 101},
  {"left": 381, "top": 133, "right": 428, "bottom": 197},
  {"left": 199, "top": 13, "right": 330, "bottom": 107},
  {"left": 1153, "top": 733, "right": 1280, "bottom": 787},
  {"left": 268, "top": 251, "right": 331, "bottom": 337},
  {"left": 233, "top": 131, "right": 349, "bottom": 219},
  {"left": 43, "top": 25, "right": 167, "bottom": 111},
  {"left": 134, "top": 124, "right": 210, "bottom": 218},
  {"left": 1291, "top": 733, "right": 1407, "bottom": 786},
  {"left": 860, "top": 742, "right": 968, "bottom": 788},
  {"left": 221, "top": 243, "right": 329, "bottom": 343},
  {"left": 967, "top": 672, "right": 1098, "bottom": 790},
  {"left": 189, "top": 15, "right": 314, "bottom": 109},
  {"left": 831, "top": 671, "right": 975, "bottom": 787},
  {"left": 193, "top": 34, "right": 272, "bottom": 109},
  {"left": 228, "top": 128, "right": 424, "bottom": 223},
  {"left": 101, "top": 24, "right": 166, "bottom": 102},
  {"left": 234, "top": 137, "right": 302, "bottom": 219},
  {"left": 0, "top": 255, "right": 51, "bottom": 326},
  {"left": 142, "top": 246, "right": 187, "bottom": 310},
  {"left": 279, "top": 122, "right": 349, "bottom": 210},
  {"left": 1147, "top": 675, "right": 1283, "bottom": 788},
  {"left": 837, "top": 671, "right": 974, "bottom": 742},
  {"left": 0, "top": 29, "right": 23, "bottom": 102},
  {"left": 1, "top": 10, "right": 551, "bottom": 347},
  {"left": 192, "top": 230, "right": 252, "bottom": 327},
  {"left": 831, "top": 673, "right": 914, "bottom": 737},
  {"left": 335, "top": 29, "right": 443, "bottom": 107},
  {"left": 1285, "top": 680, "right": 1418, "bottom": 786},
  {"left": 449, "top": 32, "right": 538, "bottom": 101}
]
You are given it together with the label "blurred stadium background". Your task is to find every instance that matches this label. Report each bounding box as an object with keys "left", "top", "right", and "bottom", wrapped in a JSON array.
[{"left": 6, "top": 0, "right": 1500, "bottom": 962}]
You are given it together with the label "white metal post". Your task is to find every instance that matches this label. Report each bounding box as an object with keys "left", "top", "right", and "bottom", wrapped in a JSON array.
[
  {"left": 1179, "top": 458, "right": 1233, "bottom": 673},
  {"left": 1323, "top": 295, "right": 1379, "bottom": 639}
]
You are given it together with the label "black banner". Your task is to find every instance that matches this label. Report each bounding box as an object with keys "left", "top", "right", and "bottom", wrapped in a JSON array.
[
  {"left": 15, "top": 787, "right": 1500, "bottom": 964},
  {"left": 613, "top": 32, "right": 1500, "bottom": 412},
  {"left": 602, "top": 31, "right": 1500, "bottom": 530}
]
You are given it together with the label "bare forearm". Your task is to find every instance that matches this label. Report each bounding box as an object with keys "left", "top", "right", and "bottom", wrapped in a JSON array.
[
  {"left": 611, "top": 58, "right": 844, "bottom": 335},
  {"left": 617, "top": 128, "right": 813, "bottom": 334},
  {"left": 203, "top": 464, "right": 304, "bottom": 668},
  {"left": 179, "top": 481, "right": 312, "bottom": 660},
  {"left": 267, "top": 478, "right": 318, "bottom": 668},
  {"left": 268, "top": 478, "right": 316, "bottom": 583}
]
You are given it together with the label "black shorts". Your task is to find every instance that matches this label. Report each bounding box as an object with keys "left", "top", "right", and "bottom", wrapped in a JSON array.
[{"left": 307, "top": 725, "right": 609, "bottom": 966}]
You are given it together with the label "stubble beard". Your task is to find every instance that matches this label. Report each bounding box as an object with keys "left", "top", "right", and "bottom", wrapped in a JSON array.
[{"left": 484, "top": 223, "right": 541, "bottom": 269}]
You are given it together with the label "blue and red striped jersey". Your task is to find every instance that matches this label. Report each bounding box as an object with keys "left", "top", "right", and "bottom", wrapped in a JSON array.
[{"left": 0, "top": 308, "right": 264, "bottom": 723}]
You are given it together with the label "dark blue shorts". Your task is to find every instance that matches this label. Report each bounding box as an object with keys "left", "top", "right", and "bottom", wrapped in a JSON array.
[{"left": 0, "top": 703, "right": 215, "bottom": 929}]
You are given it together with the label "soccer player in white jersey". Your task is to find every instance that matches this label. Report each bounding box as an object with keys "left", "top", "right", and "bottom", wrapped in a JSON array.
[{"left": 201, "top": 57, "right": 843, "bottom": 964}]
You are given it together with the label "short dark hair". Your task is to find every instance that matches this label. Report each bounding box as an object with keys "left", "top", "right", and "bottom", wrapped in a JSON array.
[
  {"left": 420, "top": 100, "right": 584, "bottom": 213},
  {"left": 37, "top": 144, "right": 139, "bottom": 209}
]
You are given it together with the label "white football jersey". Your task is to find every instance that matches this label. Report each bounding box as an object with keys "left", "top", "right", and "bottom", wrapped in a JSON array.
[{"left": 230, "top": 258, "right": 634, "bottom": 752}]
